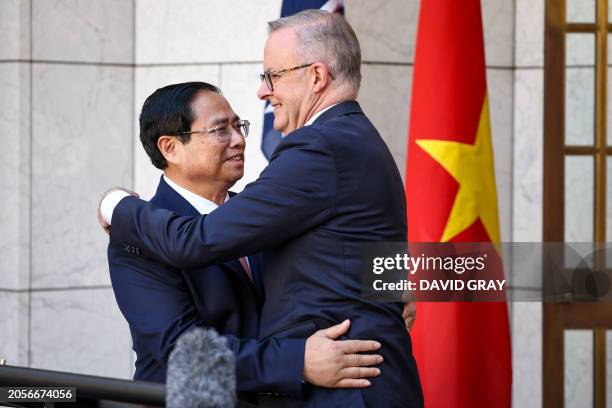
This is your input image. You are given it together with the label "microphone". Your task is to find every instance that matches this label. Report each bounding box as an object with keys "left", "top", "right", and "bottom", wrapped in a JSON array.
[{"left": 166, "top": 327, "right": 236, "bottom": 408}]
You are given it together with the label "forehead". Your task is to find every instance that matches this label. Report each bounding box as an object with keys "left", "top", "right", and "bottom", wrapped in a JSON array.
[
  {"left": 264, "top": 27, "right": 300, "bottom": 68},
  {"left": 190, "top": 91, "right": 237, "bottom": 125}
]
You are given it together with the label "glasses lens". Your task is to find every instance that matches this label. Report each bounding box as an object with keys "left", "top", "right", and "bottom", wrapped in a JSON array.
[
  {"left": 264, "top": 72, "right": 273, "bottom": 91},
  {"left": 213, "top": 125, "right": 231, "bottom": 143},
  {"left": 240, "top": 120, "right": 249, "bottom": 137}
]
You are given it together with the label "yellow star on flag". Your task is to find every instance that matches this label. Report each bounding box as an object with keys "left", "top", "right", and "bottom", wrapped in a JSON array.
[{"left": 415, "top": 95, "right": 500, "bottom": 242}]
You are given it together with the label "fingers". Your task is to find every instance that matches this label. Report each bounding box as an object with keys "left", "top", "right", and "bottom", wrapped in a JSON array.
[
  {"left": 402, "top": 290, "right": 415, "bottom": 303},
  {"left": 403, "top": 301, "right": 417, "bottom": 332},
  {"left": 97, "top": 210, "right": 110, "bottom": 235},
  {"left": 334, "top": 379, "right": 372, "bottom": 388},
  {"left": 343, "top": 353, "right": 383, "bottom": 368},
  {"left": 333, "top": 367, "right": 382, "bottom": 388},
  {"left": 403, "top": 302, "right": 416, "bottom": 318},
  {"left": 335, "top": 339, "right": 381, "bottom": 354},
  {"left": 405, "top": 316, "right": 415, "bottom": 332},
  {"left": 125, "top": 188, "right": 140, "bottom": 199},
  {"left": 318, "top": 319, "right": 350, "bottom": 340},
  {"left": 338, "top": 366, "right": 381, "bottom": 380}
]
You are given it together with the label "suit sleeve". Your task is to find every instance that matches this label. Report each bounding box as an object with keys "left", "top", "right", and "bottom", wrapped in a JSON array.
[
  {"left": 222, "top": 335, "right": 305, "bottom": 396},
  {"left": 110, "top": 129, "right": 336, "bottom": 269}
]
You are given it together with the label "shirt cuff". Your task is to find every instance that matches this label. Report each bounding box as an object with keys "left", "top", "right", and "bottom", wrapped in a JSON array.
[{"left": 100, "top": 190, "right": 131, "bottom": 225}]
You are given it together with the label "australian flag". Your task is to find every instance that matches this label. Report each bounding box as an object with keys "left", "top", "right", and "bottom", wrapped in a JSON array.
[{"left": 261, "top": 0, "right": 345, "bottom": 161}]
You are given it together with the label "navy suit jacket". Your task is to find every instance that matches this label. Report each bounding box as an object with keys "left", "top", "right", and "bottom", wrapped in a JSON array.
[
  {"left": 108, "top": 177, "right": 305, "bottom": 396},
  {"left": 111, "top": 101, "right": 424, "bottom": 407}
]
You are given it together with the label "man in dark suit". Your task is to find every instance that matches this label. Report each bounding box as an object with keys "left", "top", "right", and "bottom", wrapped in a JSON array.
[
  {"left": 107, "top": 82, "right": 385, "bottom": 398},
  {"left": 101, "top": 10, "right": 422, "bottom": 407}
]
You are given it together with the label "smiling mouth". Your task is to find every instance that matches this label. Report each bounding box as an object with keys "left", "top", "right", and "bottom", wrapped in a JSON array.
[{"left": 225, "top": 154, "right": 244, "bottom": 162}]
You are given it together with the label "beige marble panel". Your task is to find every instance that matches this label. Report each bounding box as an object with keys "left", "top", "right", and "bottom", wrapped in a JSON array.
[
  {"left": 482, "top": 0, "right": 515, "bottom": 67},
  {"left": 513, "top": 69, "right": 543, "bottom": 242},
  {"left": 487, "top": 68, "right": 513, "bottom": 243},
  {"left": 32, "top": 0, "right": 134, "bottom": 63},
  {"left": 511, "top": 302, "right": 542, "bottom": 407},
  {"left": 515, "top": 0, "right": 544, "bottom": 67},
  {"left": 0, "top": 291, "right": 29, "bottom": 366},
  {"left": 0, "top": 63, "right": 30, "bottom": 290},
  {"left": 31, "top": 64, "right": 133, "bottom": 288},
  {"left": 565, "top": 330, "right": 594, "bottom": 408},
  {"left": 135, "top": 0, "right": 280, "bottom": 64},
  {"left": 345, "top": 0, "right": 419, "bottom": 64},
  {"left": 565, "top": 156, "right": 594, "bottom": 242},
  {"left": 30, "top": 288, "right": 133, "bottom": 378},
  {"left": 0, "top": 0, "right": 30, "bottom": 60}
]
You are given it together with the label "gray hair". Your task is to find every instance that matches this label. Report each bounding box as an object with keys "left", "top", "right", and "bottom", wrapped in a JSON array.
[{"left": 268, "top": 9, "right": 361, "bottom": 91}]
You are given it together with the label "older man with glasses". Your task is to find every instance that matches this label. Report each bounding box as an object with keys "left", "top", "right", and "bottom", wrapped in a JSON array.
[{"left": 101, "top": 10, "right": 423, "bottom": 408}]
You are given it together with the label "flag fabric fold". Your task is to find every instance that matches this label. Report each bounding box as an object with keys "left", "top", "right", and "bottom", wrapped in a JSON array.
[{"left": 406, "top": 0, "right": 512, "bottom": 406}]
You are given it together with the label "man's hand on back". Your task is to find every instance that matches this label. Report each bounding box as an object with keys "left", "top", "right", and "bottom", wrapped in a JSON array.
[
  {"left": 303, "top": 319, "right": 383, "bottom": 388},
  {"left": 98, "top": 187, "right": 139, "bottom": 235},
  {"left": 402, "top": 291, "right": 416, "bottom": 332}
]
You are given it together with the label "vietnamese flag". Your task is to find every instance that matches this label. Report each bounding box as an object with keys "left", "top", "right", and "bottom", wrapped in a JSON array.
[{"left": 406, "top": 0, "right": 512, "bottom": 407}]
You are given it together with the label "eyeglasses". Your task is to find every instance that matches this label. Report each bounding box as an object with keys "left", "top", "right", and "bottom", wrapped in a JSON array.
[
  {"left": 259, "top": 63, "right": 314, "bottom": 91},
  {"left": 175, "top": 119, "right": 250, "bottom": 143}
]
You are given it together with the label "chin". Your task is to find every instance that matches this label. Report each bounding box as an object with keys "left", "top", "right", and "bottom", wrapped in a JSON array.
[
  {"left": 228, "top": 172, "right": 244, "bottom": 184},
  {"left": 273, "top": 120, "right": 288, "bottom": 135}
]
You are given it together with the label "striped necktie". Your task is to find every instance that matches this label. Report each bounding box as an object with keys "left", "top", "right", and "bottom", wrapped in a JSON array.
[{"left": 239, "top": 257, "right": 253, "bottom": 282}]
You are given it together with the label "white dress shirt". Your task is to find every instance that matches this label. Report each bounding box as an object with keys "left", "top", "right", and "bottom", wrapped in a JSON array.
[
  {"left": 162, "top": 175, "right": 228, "bottom": 215},
  {"left": 304, "top": 102, "right": 339, "bottom": 127}
]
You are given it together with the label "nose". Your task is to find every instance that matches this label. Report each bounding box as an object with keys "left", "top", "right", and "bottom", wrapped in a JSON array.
[
  {"left": 229, "top": 128, "right": 246, "bottom": 149},
  {"left": 257, "top": 80, "right": 271, "bottom": 100}
]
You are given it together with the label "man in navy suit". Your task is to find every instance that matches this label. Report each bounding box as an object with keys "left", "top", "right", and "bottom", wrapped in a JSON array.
[
  {"left": 107, "top": 82, "right": 385, "bottom": 399},
  {"left": 101, "top": 10, "right": 422, "bottom": 407}
]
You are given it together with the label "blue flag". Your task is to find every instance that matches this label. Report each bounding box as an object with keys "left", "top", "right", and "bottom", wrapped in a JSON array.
[{"left": 261, "top": 0, "right": 344, "bottom": 161}]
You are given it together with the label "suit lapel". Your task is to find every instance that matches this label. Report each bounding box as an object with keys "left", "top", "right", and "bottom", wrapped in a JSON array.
[{"left": 151, "top": 177, "right": 260, "bottom": 296}]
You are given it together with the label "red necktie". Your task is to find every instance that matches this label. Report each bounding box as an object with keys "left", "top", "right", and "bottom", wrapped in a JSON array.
[{"left": 239, "top": 257, "right": 253, "bottom": 282}]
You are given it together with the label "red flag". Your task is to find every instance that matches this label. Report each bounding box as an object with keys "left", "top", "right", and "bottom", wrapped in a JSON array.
[{"left": 406, "top": 0, "right": 512, "bottom": 407}]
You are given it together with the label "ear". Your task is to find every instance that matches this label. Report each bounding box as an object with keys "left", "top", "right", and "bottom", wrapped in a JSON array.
[
  {"left": 311, "top": 62, "right": 332, "bottom": 92},
  {"left": 157, "top": 135, "right": 181, "bottom": 165}
]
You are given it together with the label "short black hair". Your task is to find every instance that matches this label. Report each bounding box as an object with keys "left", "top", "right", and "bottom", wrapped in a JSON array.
[{"left": 139, "top": 81, "right": 221, "bottom": 169}]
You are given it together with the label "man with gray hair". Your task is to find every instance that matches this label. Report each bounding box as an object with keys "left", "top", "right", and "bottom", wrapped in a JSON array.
[{"left": 100, "top": 9, "right": 423, "bottom": 407}]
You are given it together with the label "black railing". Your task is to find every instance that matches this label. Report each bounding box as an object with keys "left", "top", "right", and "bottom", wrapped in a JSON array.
[{"left": 0, "top": 364, "right": 165, "bottom": 407}]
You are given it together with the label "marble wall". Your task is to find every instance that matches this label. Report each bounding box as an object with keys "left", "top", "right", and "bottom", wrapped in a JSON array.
[
  {"left": 513, "top": 0, "right": 545, "bottom": 405},
  {"left": 0, "top": 0, "right": 31, "bottom": 368},
  {"left": 0, "top": 0, "right": 576, "bottom": 406},
  {"left": 0, "top": 0, "right": 134, "bottom": 378}
]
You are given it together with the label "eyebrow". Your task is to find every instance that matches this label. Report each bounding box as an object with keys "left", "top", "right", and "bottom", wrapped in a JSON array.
[{"left": 210, "top": 115, "right": 240, "bottom": 126}]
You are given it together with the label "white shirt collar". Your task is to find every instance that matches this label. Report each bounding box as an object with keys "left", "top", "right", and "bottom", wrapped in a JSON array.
[
  {"left": 304, "top": 103, "right": 340, "bottom": 127},
  {"left": 163, "top": 175, "right": 229, "bottom": 215}
]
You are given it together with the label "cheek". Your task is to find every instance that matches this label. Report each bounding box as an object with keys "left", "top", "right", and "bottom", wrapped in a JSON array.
[{"left": 186, "top": 146, "right": 220, "bottom": 174}]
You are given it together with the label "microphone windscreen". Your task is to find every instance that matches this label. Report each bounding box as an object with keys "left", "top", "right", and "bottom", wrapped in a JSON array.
[{"left": 166, "top": 326, "right": 236, "bottom": 408}]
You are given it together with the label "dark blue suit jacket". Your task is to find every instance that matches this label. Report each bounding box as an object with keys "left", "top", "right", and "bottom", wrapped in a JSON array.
[
  {"left": 108, "top": 177, "right": 305, "bottom": 396},
  {"left": 110, "top": 102, "right": 424, "bottom": 407}
]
